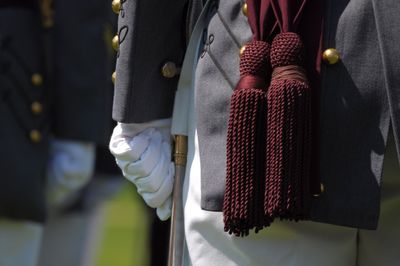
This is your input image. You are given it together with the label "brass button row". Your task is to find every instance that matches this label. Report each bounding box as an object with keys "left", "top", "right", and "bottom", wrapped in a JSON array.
[
  {"left": 109, "top": 0, "right": 118, "bottom": 83},
  {"left": 111, "top": 0, "right": 121, "bottom": 83},
  {"left": 29, "top": 74, "right": 44, "bottom": 141},
  {"left": 30, "top": 74, "right": 44, "bottom": 115}
]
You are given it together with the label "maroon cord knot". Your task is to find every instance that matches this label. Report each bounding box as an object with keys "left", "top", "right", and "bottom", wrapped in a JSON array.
[
  {"left": 239, "top": 41, "right": 271, "bottom": 78},
  {"left": 270, "top": 32, "right": 304, "bottom": 68}
]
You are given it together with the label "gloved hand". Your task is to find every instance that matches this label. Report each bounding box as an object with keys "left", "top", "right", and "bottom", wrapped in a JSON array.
[
  {"left": 109, "top": 119, "right": 174, "bottom": 220},
  {"left": 46, "top": 139, "right": 95, "bottom": 208}
]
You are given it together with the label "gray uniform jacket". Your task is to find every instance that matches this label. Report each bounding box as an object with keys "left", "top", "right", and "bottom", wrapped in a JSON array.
[
  {"left": 113, "top": 0, "right": 400, "bottom": 230},
  {"left": 0, "top": 1, "right": 114, "bottom": 223}
]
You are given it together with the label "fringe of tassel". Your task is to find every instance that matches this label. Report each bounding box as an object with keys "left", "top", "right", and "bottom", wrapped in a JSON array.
[
  {"left": 224, "top": 41, "right": 271, "bottom": 236},
  {"left": 223, "top": 33, "right": 313, "bottom": 236}
]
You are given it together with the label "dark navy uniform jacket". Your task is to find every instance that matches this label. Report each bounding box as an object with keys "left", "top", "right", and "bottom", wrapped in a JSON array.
[{"left": 0, "top": 0, "right": 114, "bottom": 223}]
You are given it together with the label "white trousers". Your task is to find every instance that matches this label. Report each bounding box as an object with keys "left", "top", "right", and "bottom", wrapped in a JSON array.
[
  {"left": 0, "top": 219, "right": 43, "bottom": 266},
  {"left": 183, "top": 125, "right": 400, "bottom": 266}
]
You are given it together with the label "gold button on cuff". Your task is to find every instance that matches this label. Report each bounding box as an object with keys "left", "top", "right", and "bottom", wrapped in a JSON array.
[
  {"left": 111, "top": 0, "right": 121, "bottom": 14},
  {"left": 242, "top": 3, "right": 248, "bottom": 17},
  {"left": 31, "top": 102, "right": 43, "bottom": 115},
  {"left": 322, "top": 48, "right": 340, "bottom": 65},
  {"left": 111, "top": 71, "right": 116, "bottom": 84},
  {"left": 239, "top": 45, "right": 247, "bottom": 56},
  {"left": 161, "top": 62, "right": 179, "bottom": 78},
  {"left": 31, "top": 73, "right": 43, "bottom": 87},
  {"left": 112, "top": 35, "right": 119, "bottom": 51},
  {"left": 313, "top": 183, "right": 325, "bottom": 198},
  {"left": 30, "top": 130, "right": 42, "bottom": 143}
]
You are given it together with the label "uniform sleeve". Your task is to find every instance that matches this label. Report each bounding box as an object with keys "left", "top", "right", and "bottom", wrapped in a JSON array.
[
  {"left": 112, "top": 0, "right": 188, "bottom": 123},
  {"left": 51, "top": 0, "right": 114, "bottom": 145}
]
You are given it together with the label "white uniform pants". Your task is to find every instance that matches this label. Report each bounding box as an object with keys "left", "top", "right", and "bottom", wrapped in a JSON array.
[
  {"left": 183, "top": 128, "right": 400, "bottom": 266},
  {"left": 0, "top": 219, "right": 42, "bottom": 266}
]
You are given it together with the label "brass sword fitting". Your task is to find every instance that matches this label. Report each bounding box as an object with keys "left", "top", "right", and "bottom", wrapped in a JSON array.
[{"left": 174, "top": 135, "right": 188, "bottom": 166}]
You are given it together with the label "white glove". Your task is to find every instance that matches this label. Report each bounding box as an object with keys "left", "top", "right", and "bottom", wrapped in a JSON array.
[
  {"left": 46, "top": 139, "right": 95, "bottom": 208},
  {"left": 109, "top": 119, "right": 174, "bottom": 220}
]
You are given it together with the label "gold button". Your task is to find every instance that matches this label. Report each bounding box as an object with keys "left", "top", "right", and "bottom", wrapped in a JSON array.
[
  {"left": 31, "top": 102, "right": 43, "bottom": 115},
  {"left": 31, "top": 73, "right": 43, "bottom": 87},
  {"left": 313, "top": 183, "right": 325, "bottom": 198},
  {"left": 112, "top": 35, "right": 119, "bottom": 51},
  {"left": 322, "top": 48, "right": 340, "bottom": 65},
  {"left": 242, "top": 3, "right": 248, "bottom": 17},
  {"left": 111, "top": 0, "right": 121, "bottom": 14},
  {"left": 30, "top": 130, "right": 42, "bottom": 143},
  {"left": 161, "top": 62, "right": 179, "bottom": 78},
  {"left": 239, "top": 45, "right": 246, "bottom": 56},
  {"left": 111, "top": 71, "right": 116, "bottom": 84}
]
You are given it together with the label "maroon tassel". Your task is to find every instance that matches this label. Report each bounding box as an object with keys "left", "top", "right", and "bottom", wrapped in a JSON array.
[
  {"left": 265, "top": 32, "right": 312, "bottom": 221},
  {"left": 223, "top": 41, "right": 272, "bottom": 236}
]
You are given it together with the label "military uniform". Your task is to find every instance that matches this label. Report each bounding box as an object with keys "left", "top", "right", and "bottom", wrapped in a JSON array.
[
  {"left": 0, "top": 1, "right": 48, "bottom": 225},
  {"left": 0, "top": 1, "right": 113, "bottom": 265},
  {"left": 0, "top": 0, "right": 113, "bottom": 224},
  {"left": 111, "top": 0, "right": 400, "bottom": 265}
]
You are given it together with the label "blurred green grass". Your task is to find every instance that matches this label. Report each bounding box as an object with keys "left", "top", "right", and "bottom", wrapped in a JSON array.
[{"left": 95, "top": 182, "right": 150, "bottom": 266}]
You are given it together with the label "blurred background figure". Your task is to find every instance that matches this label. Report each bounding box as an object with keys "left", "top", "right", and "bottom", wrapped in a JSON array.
[
  {"left": 0, "top": 1, "right": 55, "bottom": 265},
  {"left": 0, "top": 0, "right": 169, "bottom": 265},
  {"left": 35, "top": 0, "right": 125, "bottom": 265},
  {"left": 0, "top": 0, "right": 102, "bottom": 265},
  {"left": 35, "top": 1, "right": 170, "bottom": 266}
]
